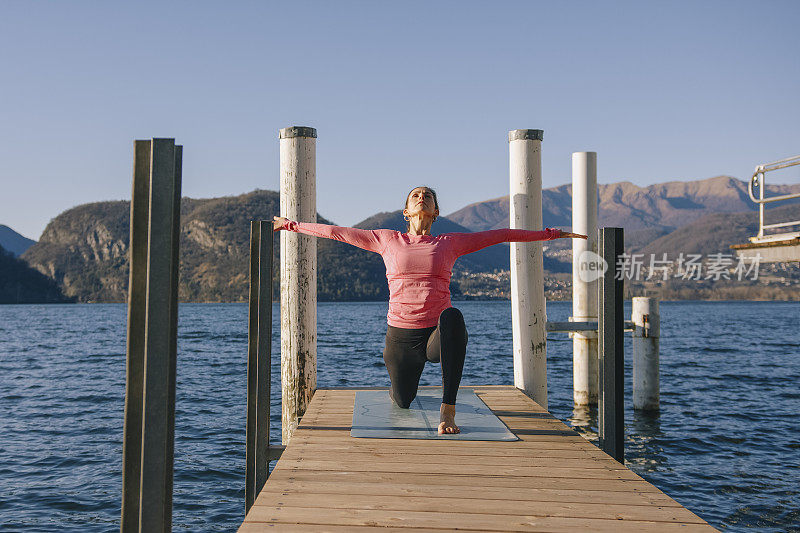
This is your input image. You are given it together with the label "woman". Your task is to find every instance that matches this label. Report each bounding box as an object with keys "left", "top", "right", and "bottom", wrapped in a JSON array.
[{"left": 273, "top": 186, "right": 587, "bottom": 434}]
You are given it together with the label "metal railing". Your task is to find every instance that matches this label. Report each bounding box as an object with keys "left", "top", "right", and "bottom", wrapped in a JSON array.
[{"left": 748, "top": 155, "right": 800, "bottom": 242}]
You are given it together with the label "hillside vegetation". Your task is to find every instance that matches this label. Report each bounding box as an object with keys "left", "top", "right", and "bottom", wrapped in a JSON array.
[
  {"left": 23, "top": 190, "right": 554, "bottom": 302},
  {"left": 0, "top": 244, "right": 71, "bottom": 303},
  {"left": 19, "top": 176, "right": 800, "bottom": 302}
]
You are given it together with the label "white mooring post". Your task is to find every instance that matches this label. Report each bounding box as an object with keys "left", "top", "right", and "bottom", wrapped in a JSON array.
[
  {"left": 509, "top": 129, "right": 548, "bottom": 409},
  {"left": 571, "top": 152, "right": 599, "bottom": 406},
  {"left": 279, "top": 126, "right": 318, "bottom": 444},
  {"left": 632, "top": 297, "right": 660, "bottom": 411}
]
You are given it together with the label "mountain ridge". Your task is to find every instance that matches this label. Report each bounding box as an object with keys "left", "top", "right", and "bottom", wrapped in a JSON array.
[
  {"left": 446, "top": 175, "right": 800, "bottom": 233},
  {"left": 18, "top": 175, "right": 800, "bottom": 302},
  {"left": 0, "top": 243, "right": 71, "bottom": 303},
  {"left": 0, "top": 225, "right": 36, "bottom": 256}
]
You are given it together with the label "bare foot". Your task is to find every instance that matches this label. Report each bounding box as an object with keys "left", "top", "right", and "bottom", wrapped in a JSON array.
[{"left": 438, "top": 403, "right": 460, "bottom": 434}]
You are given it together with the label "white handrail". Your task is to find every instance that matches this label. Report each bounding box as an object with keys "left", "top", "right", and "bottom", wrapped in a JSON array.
[{"left": 746, "top": 155, "right": 800, "bottom": 241}]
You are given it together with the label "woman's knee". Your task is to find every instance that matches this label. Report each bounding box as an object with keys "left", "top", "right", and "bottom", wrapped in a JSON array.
[
  {"left": 439, "top": 307, "right": 467, "bottom": 341},
  {"left": 439, "top": 307, "right": 465, "bottom": 328},
  {"left": 391, "top": 389, "right": 415, "bottom": 409}
]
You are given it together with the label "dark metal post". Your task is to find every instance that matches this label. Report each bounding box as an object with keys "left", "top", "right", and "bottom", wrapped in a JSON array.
[
  {"left": 246, "top": 221, "right": 273, "bottom": 515},
  {"left": 121, "top": 138, "right": 182, "bottom": 533},
  {"left": 121, "top": 141, "right": 151, "bottom": 532},
  {"left": 598, "top": 227, "right": 624, "bottom": 463},
  {"left": 255, "top": 222, "right": 272, "bottom": 492},
  {"left": 163, "top": 145, "right": 182, "bottom": 531},
  {"left": 245, "top": 222, "right": 259, "bottom": 512}
]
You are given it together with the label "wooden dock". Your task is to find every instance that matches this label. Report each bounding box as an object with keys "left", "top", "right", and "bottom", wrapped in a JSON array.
[{"left": 240, "top": 385, "right": 714, "bottom": 532}]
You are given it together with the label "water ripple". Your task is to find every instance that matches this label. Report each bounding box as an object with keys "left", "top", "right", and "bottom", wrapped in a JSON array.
[{"left": 0, "top": 300, "right": 798, "bottom": 531}]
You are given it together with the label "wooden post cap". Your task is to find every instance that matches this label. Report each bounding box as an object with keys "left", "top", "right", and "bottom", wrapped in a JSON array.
[
  {"left": 279, "top": 126, "right": 317, "bottom": 139},
  {"left": 508, "top": 129, "right": 544, "bottom": 142}
]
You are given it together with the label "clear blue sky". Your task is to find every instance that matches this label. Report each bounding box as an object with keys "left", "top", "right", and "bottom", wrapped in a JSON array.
[{"left": 1, "top": 1, "right": 798, "bottom": 240}]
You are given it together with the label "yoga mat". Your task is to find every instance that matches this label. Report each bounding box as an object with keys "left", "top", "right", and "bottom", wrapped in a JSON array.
[{"left": 350, "top": 388, "right": 518, "bottom": 441}]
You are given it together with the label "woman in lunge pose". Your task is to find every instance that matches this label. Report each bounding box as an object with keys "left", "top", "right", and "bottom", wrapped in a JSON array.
[{"left": 273, "top": 186, "right": 586, "bottom": 434}]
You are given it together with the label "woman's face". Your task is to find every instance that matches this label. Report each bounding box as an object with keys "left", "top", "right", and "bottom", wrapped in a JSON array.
[{"left": 404, "top": 187, "right": 439, "bottom": 220}]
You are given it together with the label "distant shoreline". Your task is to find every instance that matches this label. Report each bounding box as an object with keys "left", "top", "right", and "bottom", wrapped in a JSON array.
[{"left": 4, "top": 298, "right": 798, "bottom": 305}]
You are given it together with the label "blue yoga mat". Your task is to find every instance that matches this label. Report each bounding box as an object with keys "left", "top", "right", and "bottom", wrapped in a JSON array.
[{"left": 350, "top": 388, "right": 518, "bottom": 441}]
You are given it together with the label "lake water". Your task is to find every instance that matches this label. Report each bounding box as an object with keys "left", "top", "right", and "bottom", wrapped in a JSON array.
[{"left": 1, "top": 301, "right": 798, "bottom": 531}]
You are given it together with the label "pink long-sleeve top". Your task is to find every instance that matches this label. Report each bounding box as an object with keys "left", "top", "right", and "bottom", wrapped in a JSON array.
[{"left": 284, "top": 221, "right": 561, "bottom": 329}]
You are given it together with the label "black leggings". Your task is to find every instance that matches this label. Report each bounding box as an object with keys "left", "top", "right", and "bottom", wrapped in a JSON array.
[{"left": 382, "top": 307, "right": 468, "bottom": 408}]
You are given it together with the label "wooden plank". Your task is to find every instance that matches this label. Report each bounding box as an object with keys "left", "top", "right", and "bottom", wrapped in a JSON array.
[
  {"left": 297, "top": 409, "right": 581, "bottom": 429},
  {"left": 240, "top": 386, "right": 711, "bottom": 531},
  {"left": 297, "top": 422, "right": 582, "bottom": 438},
  {"left": 240, "top": 524, "right": 456, "bottom": 532},
  {"left": 277, "top": 451, "right": 630, "bottom": 471},
  {"left": 309, "top": 388, "right": 541, "bottom": 400},
  {"left": 289, "top": 434, "right": 595, "bottom": 447},
  {"left": 302, "top": 416, "right": 582, "bottom": 434},
  {"left": 254, "top": 478, "right": 680, "bottom": 507},
  {"left": 265, "top": 469, "right": 664, "bottom": 494},
  {"left": 291, "top": 427, "right": 592, "bottom": 444},
  {"left": 300, "top": 406, "right": 561, "bottom": 418},
  {"left": 251, "top": 492, "right": 706, "bottom": 523},
  {"left": 277, "top": 453, "right": 627, "bottom": 470},
  {"left": 278, "top": 444, "right": 610, "bottom": 461},
  {"left": 243, "top": 506, "right": 714, "bottom": 531},
  {"left": 286, "top": 435, "right": 602, "bottom": 452},
  {"left": 275, "top": 458, "right": 640, "bottom": 480}
]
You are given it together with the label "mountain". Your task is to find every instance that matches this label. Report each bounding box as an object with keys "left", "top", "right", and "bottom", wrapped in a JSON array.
[
  {"left": 18, "top": 175, "right": 800, "bottom": 302},
  {"left": 634, "top": 202, "right": 800, "bottom": 256},
  {"left": 0, "top": 244, "right": 71, "bottom": 303},
  {"left": 23, "top": 191, "right": 286, "bottom": 302},
  {"left": 22, "top": 190, "right": 566, "bottom": 303},
  {"left": 0, "top": 225, "right": 36, "bottom": 256},
  {"left": 22, "top": 200, "right": 133, "bottom": 302},
  {"left": 446, "top": 175, "right": 800, "bottom": 234}
]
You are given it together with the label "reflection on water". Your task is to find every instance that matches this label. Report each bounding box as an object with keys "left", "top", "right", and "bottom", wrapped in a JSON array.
[
  {"left": 566, "top": 404, "right": 668, "bottom": 474},
  {"left": 567, "top": 404, "right": 598, "bottom": 442},
  {"left": 627, "top": 410, "right": 668, "bottom": 473}
]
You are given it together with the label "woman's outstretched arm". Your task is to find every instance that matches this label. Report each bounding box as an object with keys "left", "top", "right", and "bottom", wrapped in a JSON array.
[
  {"left": 450, "top": 228, "right": 587, "bottom": 257},
  {"left": 273, "top": 216, "right": 390, "bottom": 254}
]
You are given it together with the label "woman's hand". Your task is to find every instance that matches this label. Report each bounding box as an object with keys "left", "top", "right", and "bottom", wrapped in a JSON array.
[
  {"left": 560, "top": 231, "right": 588, "bottom": 239},
  {"left": 273, "top": 216, "right": 289, "bottom": 231}
]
